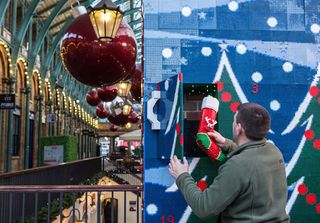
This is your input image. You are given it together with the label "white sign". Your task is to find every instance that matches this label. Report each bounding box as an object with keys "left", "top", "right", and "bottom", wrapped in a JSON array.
[{"left": 44, "top": 145, "right": 64, "bottom": 165}]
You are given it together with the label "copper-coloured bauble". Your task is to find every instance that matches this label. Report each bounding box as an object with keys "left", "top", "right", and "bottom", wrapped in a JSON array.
[
  {"left": 110, "top": 124, "right": 118, "bottom": 132},
  {"left": 96, "top": 103, "right": 109, "bottom": 119},
  {"left": 97, "top": 86, "right": 117, "bottom": 102},
  {"left": 60, "top": 14, "right": 137, "bottom": 87},
  {"left": 130, "top": 63, "right": 142, "bottom": 102},
  {"left": 128, "top": 111, "right": 140, "bottom": 123},
  {"left": 108, "top": 113, "right": 129, "bottom": 126},
  {"left": 86, "top": 89, "right": 101, "bottom": 106}
]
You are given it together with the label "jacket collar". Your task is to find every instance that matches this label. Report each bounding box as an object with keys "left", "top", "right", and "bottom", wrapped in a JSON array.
[{"left": 227, "top": 139, "right": 267, "bottom": 158}]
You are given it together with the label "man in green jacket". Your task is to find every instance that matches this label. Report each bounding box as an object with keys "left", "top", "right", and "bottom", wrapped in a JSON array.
[{"left": 168, "top": 103, "right": 290, "bottom": 222}]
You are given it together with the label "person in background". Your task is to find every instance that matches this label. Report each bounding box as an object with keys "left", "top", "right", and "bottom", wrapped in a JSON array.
[{"left": 168, "top": 103, "right": 289, "bottom": 223}]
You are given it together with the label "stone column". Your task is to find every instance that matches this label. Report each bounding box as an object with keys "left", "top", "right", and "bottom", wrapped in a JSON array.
[{"left": 6, "top": 77, "right": 16, "bottom": 172}]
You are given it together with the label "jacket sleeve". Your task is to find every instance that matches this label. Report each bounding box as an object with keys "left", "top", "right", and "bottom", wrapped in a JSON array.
[
  {"left": 220, "top": 138, "right": 237, "bottom": 154},
  {"left": 176, "top": 159, "right": 246, "bottom": 219}
]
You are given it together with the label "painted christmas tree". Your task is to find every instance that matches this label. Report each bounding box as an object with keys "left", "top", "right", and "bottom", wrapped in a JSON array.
[{"left": 283, "top": 65, "right": 320, "bottom": 222}]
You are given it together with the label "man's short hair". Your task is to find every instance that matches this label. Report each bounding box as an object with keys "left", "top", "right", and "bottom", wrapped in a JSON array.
[{"left": 236, "top": 103, "right": 270, "bottom": 140}]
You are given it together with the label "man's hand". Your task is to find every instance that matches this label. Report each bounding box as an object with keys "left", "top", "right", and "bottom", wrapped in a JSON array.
[
  {"left": 168, "top": 156, "right": 189, "bottom": 179},
  {"left": 207, "top": 131, "right": 226, "bottom": 147}
]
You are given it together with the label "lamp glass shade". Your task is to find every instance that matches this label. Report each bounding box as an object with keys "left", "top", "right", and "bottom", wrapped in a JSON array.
[
  {"left": 89, "top": 7, "right": 123, "bottom": 41},
  {"left": 116, "top": 81, "right": 132, "bottom": 97},
  {"left": 125, "top": 122, "right": 132, "bottom": 129},
  {"left": 122, "top": 104, "right": 132, "bottom": 115}
]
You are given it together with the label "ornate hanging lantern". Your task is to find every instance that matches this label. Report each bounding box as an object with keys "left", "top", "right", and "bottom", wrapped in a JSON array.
[
  {"left": 116, "top": 80, "right": 132, "bottom": 97},
  {"left": 88, "top": 0, "right": 123, "bottom": 41}
]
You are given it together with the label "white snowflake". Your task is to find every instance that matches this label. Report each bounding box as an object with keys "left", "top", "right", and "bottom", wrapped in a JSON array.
[
  {"left": 147, "top": 204, "right": 158, "bottom": 215},
  {"left": 228, "top": 1, "right": 239, "bottom": 11},
  {"left": 162, "top": 48, "right": 173, "bottom": 58},
  {"left": 236, "top": 44, "right": 247, "bottom": 54},
  {"left": 270, "top": 100, "right": 281, "bottom": 111},
  {"left": 283, "top": 62, "right": 293, "bottom": 73},
  {"left": 267, "top": 17, "right": 278, "bottom": 28},
  {"left": 201, "top": 47, "right": 212, "bottom": 56},
  {"left": 311, "top": 23, "right": 320, "bottom": 34},
  {"left": 251, "top": 72, "right": 263, "bottom": 83},
  {"left": 181, "top": 6, "right": 192, "bottom": 17}
]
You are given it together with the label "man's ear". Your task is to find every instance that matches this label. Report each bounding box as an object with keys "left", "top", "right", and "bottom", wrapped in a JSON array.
[
  {"left": 236, "top": 123, "right": 243, "bottom": 135},
  {"left": 239, "top": 123, "right": 246, "bottom": 135}
]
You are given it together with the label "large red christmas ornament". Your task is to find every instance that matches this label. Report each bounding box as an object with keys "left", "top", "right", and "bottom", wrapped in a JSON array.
[
  {"left": 110, "top": 124, "right": 118, "bottom": 132},
  {"left": 86, "top": 89, "right": 101, "bottom": 106},
  {"left": 128, "top": 111, "right": 140, "bottom": 123},
  {"left": 130, "top": 63, "right": 142, "bottom": 102},
  {"left": 108, "top": 113, "right": 129, "bottom": 126},
  {"left": 60, "top": 14, "right": 137, "bottom": 87},
  {"left": 97, "top": 86, "right": 117, "bottom": 102},
  {"left": 96, "top": 103, "right": 109, "bottom": 118}
]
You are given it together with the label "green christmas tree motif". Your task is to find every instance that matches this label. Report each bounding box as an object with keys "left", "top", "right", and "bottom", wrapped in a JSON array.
[
  {"left": 171, "top": 72, "right": 185, "bottom": 160},
  {"left": 284, "top": 66, "right": 320, "bottom": 222}
]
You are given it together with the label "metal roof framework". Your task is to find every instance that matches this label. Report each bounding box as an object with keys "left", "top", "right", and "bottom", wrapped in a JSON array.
[{"left": 0, "top": 0, "right": 142, "bottom": 116}]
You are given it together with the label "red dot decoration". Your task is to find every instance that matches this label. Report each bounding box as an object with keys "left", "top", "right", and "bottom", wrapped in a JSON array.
[
  {"left": 309, "top": 86, "right": 319, "bottom": 97},
  {"left": 316, "top": 203, "right": 320, "bottom": 214},
  {"left": 298, "top": 184, "right": 308, "bottom": 195},
  {"left": 306, "top": 194, "right": 317, "bottom": 205},
  {"left": 318, "top": 97, "right": 320, "bottom": 104},
  {"left": 216, "top": 81, "right": 223, "bottom": 92},
  {"left": 221, "top": 91, "right": 232, "bottom": 102},
  {"left": 176, "top": 123, "right": 181, "bottom": 134},
  {"left": 197, "top": 180, "right": 208, "bottom": 191},
  {"left": 313, "top": 139, "right": 320, "bottom": 150},
  {"left": 179, "top": 72, "right": 183, "bottom": 82},
  {"left": 304, "top": 130, "right": 315, "bottom": 140},
  {"left": 180, "top": 134, "right": 184, "bottom": 146},
  {"left": 230, "top": 102, "right": 240, "bottom": 113}
]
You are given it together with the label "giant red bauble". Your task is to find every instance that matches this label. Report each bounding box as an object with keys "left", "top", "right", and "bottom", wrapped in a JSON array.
[
  {"left": 128, "top": 111, "right": 140, "bottom": 123},
  {"left": 130, "top": 63, "right": 142, "bottom": 102},
  {"left": 86, "top": 89, "right": 101, "bottom": 106},
  {"left": 60, "top": 14, "right": 137, "bottom": 87},
  {"left": 97, "top": 86, "right": 117, "bottom": 102},
  {"left": 110, "top": 124, "right": 118, "bottom": 132},
  {"left": 108, "top": 113, "right": 129, "bottom": 126}
]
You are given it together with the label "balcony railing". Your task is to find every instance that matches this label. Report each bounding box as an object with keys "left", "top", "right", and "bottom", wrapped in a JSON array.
[{"left": 0, "top": 185, "right": 143, "bottom": 223}]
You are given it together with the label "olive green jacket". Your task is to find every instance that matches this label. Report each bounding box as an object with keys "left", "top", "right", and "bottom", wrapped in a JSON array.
[{"left": 176, "top": 139, "right": 290, "bottom": 223}]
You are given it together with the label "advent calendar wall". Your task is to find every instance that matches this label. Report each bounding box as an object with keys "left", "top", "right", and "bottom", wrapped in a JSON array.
[{"left": 143, "top": 0, "right": 320, "bottom": 222}]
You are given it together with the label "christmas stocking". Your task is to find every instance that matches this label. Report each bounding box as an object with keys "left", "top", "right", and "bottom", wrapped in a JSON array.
[{"left": 196, "top": 96, "right": 226, "bottom": 161}]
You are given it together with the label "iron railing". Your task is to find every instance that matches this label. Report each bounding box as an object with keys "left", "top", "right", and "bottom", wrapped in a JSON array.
[
  {"left": 0, "top": 185, "right": 143, "bottom": 223},
  {"left": 0, "top": 157, "right": 102, "bottom": 222},
  {"left": 0, "top": 157, "right": 101, "bottom": 185}
]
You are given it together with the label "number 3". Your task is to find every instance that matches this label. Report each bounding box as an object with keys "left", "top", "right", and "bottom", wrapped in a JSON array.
[{"left": 251, "top": 83, "right": 259, "bottom": 94}]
